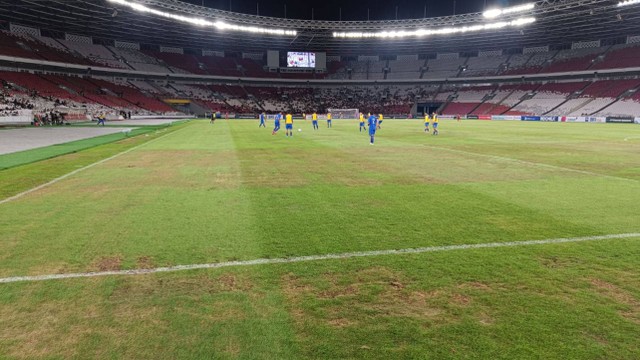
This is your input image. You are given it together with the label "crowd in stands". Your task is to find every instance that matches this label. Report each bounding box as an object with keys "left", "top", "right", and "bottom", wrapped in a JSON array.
[
  {"left": 5, "top": 69, "right": 640, "bottom": 120},
  {"left": 3, "top": 28, "right": 640, "bottom": 119},
  {"left": 437, "top": 79, "right": 640, "bottom": 117},
  {"left": 0, "top": 86, "right": 73, "bottom": 125},
  {"left": 0, "top": 88, "right": 34, "bottom": 114}
]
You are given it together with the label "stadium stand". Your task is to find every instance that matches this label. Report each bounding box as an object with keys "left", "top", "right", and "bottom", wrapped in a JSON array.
[
  {"left": 0, "top": 31, "right": 94, "bottom": 66},
  {"left": 504, "top": 51, "right": 557, "bottom": 75},
  {"left": 540, "top": 47, "right": 604, "bottom": 73},
  {"left": 5, "top": 23, "right": 640, "bottom": 83},
  {"left": 145, "top": 51, "right": 207, "bottom": 75},
  {"left": 387, "top": 57, "right": 423, "bottom": 80},
  {"left": 599, "top": 99, "right": 640, "bottom": 117},
  {"left": 463, "top": 55, "right": 509, "bottom": 77},
  {"left": 423, "top": 56, "right": 466, "bottom": 79},
  {"left": 591, "top": 43, "right": 640, "bottom": 70},
  {"left": 58, "top": 39, "right": 130, "bottom": 69},
  {"left": 108, "top": 46, "right": 171, "bottom": 73},
  {"left": 4, "top": 21, "right": 640, "bottom": 119}
]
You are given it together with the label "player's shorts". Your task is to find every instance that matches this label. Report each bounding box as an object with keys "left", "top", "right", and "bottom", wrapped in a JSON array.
[
  {"left": 425, "top": 123, "right": 429, "bottom": 127},
  {"left": 368, "top": 128, "right": 376, "bottom": 136},
  {"left": 360, "top": 122, "right": 365, "bottom": 126},
  {"left": 433, "top": 123, "right": 438, "bottom": 128},
  {"left": 312, "top": 121, "right": 318, "bottom": 124},
  {"left": 286, "top": 124, "right": 293, "bottom": 130}
]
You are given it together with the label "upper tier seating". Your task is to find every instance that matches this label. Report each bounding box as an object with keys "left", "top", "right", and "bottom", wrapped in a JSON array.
[
  {"left": 0, "top": 31, "right": 94, "bottom": 66},
  {"left": 591, "top": 44, "right": 640, "bottom": 70},
  {"left": 4, "top": 29, "right": 640, "bottom": 82},
  {"left": 423, "top": 57, "right": 466, "bottom": 79},
  {"left": 58, "top": 40, "right": 130, "bottom": 69},
  {"left": 387, "top": 58, "right": 423, "bottom": 80},
  {"left": 463, "top": 55, "right": 509, "bottom": 77}
]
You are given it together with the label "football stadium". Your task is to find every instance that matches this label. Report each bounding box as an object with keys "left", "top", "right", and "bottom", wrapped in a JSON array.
[{"left": 0, "top": 0, "right": 639, "bottom": 358}]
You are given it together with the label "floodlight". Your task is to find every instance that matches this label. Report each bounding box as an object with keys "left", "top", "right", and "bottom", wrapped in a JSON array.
[
  {"left": 333, "top": 17, "right": 536, "bottom": 39},
  {"left": 483, "top": 3, "right": 535, "bottom": 19},
  {"left": 618, "top": 0, "right": 640, "bottom": 6},
  {"left": 106, "top": 0, "right": 297, "bottom": 36}
]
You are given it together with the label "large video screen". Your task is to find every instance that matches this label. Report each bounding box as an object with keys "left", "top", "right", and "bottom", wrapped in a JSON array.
[{"left": 287, "top": 52, "right": 316, "bottom": 68}]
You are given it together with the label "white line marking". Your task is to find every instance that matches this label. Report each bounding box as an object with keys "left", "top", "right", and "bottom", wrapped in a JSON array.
[
  {"left": 0, "top": 233, "right": 637, "bottom": 284},
  {"left": 0, "top": 126, "right": 187, "bottom": 205},
  {"left": 422, "top": 145, "right": 638, "bottom": 182}
]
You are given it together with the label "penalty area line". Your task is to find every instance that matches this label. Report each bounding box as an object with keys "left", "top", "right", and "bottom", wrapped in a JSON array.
[
  {"left": 0, "top": 232, "right": 638, "bottom": 284},
  {"left": 0, "top": 125, "right": 187, "bottom": 206}
]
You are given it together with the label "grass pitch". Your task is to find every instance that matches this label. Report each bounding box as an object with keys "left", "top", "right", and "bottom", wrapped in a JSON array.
[{"left": 0, "top": 119, "right": 639, "bottom": 359}]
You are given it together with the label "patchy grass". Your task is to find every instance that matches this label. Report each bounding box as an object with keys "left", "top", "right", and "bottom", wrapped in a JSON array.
[{"left": 0, "top": 119, "right": 639, "bottom": 358}]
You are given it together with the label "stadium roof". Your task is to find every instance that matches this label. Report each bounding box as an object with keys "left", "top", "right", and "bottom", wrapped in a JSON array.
[{"left": 0, "top": 0, "right": 639, "bottom": 54}]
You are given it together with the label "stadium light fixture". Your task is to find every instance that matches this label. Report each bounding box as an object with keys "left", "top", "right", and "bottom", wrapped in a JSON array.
[
  {"left": 106, "top": 0, "right": 297, "bottom": 36},
  {"left": 618, "top": 0, "right": 640, "bottom": 6},
  {"left": 483, "top": 3, "right": 535, "bottom": 19},
  {"left": 332, "top": 17, "right": 535, "bottom": 39}
]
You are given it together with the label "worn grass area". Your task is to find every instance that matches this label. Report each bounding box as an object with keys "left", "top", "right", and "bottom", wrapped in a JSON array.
[{"left": 0, "top": 119, "right": 639, "bottom": 358}]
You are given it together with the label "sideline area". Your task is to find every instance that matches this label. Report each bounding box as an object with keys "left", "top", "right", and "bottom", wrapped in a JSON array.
[
  {"left": 0, "top": 120, "right": 192, "bottom": 169},
  {"left": 0, "top": 126, "right": 136, "bottom": 155}
]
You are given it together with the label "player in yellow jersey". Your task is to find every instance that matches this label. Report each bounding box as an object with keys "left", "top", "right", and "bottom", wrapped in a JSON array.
[
  {"left": 327, "top": 112, "right": 332, "bottom": 128},
  {"left": 431, "top": 113, "right": 439, "bottom": 135},
  {"left": 377, "top": 114, "right": 384, "bottom": 129},
  {"left": 359, "top": 113, "right": 366, "bottom": 132},
  {"left": 424, "top": 113, "right": 430, "bottom": 133},
  {"left": 285, "top": 113, "right": 294, "bottom": 137},
  {"left": 312, "top": 112, "right": 319, "bottom": 130}
]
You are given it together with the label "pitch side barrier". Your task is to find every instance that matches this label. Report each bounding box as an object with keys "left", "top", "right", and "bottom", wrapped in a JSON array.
[{"left": 442, "top": 115, "right": 640, "bottom": 124}]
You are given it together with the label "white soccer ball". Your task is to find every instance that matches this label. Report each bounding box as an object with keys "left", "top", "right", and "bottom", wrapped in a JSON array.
[{"left": 298, "top": 128, "right": 302, "bottom": 132}]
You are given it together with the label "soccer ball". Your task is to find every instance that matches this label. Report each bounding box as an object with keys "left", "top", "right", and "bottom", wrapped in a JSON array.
[{"left": 298, "top": 128, "right": 302, "bottom": 132}]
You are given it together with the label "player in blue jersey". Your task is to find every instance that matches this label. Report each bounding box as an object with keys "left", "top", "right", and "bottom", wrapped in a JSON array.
[
  {"left": 259, "top": 112, "right": 266, "bottom": 128},
  {"left": 272, "top": 112, "right": 282, "bottom": 135},
  {"left": 367, "top": 114, "right": 378, "bottom": 145}
]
